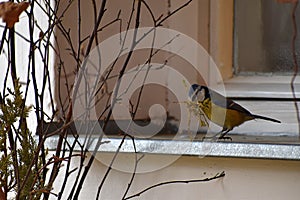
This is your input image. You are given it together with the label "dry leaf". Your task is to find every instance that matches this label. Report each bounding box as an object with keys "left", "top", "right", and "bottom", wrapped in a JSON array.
[
  {"left": 39, "top": 30, "right": 44, "bottom": 39},
  {"left": 0, "top": 187, "right": 5, "bottom": 200},
  {"left": 80, "top": 44, "right": 86, "bottom": 56},
  {"left": 276, "top": 0, "right": 298, "bottom": 3},
  {"left": 0, "top": 1, "right": 30, "bottom": 28}
]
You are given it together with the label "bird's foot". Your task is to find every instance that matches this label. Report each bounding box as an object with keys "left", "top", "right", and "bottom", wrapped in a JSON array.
[
  {"left": 217, "top": 136, "right": 232, "bottom": 141},
  {"left": 202, "top": 134, "right": 232, "bottom": 142}
]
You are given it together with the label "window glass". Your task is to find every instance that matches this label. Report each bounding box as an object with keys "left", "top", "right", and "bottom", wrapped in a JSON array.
[{"left": 235, "top": 0, "right": 300, "bottom": 74}]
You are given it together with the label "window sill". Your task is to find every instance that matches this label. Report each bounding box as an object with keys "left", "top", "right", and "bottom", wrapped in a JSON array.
[
  {"left": 211, "top": 75, "right": 300, "bottom": 137},
  {"left": 44, "top": 136, "right": 300, "bottom": 160},
  {"left": 221, "top": 75, "right": 300, "bottom": 99},
  {"left": 41, "top": 74, "right": 300, "bottom": 161}
]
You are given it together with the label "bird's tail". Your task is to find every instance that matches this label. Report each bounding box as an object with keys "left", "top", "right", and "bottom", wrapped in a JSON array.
[{"left": 252, "top": 114, "right": 281, "bottom": 123}]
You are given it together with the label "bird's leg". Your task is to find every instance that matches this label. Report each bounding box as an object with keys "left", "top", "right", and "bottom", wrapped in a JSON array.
[
  {"left": 217, "top": 129, "right": 232, "bottom": 141},
  {"left": 202, "top": 128, "right": 232, "bottom": 141}
]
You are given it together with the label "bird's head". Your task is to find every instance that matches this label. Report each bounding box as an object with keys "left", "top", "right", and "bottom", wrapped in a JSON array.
[{"left": 188, "top": 84, "right": 210, "bottom": 102}]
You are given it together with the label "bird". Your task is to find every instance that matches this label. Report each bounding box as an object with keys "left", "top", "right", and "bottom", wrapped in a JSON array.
[{"left": 188, "top": 84, "right": 281, "bottom": 140}]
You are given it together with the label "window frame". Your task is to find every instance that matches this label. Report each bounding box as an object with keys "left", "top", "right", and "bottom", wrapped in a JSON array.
[{"left": 210, "top": 0, "right": 299, "bottom": 134}]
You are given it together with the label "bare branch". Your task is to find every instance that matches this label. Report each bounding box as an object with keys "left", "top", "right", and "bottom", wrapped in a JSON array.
[
  {"left": 123, "top": 171, "right": 225, "bottom": 200},
  {"left": 290, "top": 1, "right": 300, "bottom": 139}
]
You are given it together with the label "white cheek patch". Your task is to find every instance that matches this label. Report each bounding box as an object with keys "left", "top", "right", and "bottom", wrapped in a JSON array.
[{"left": 197, "top": 88, "right": 205, "bottom": 102}]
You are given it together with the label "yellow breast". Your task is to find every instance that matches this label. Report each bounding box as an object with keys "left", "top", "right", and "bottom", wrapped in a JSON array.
[{"left": 199, "top": 99, "right": 254, "bottom": 130}]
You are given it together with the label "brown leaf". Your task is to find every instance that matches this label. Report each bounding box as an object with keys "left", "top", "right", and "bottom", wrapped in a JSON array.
[
  {"left": 0, "top": 1, "right": 30, "bottom": 28},
  {"left": 0, "top": 187, "right": 5, "bottom": 200}
]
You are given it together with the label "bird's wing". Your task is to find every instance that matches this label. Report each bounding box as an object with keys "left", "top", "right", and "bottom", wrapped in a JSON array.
[{"left": 209, "top": 89, "right": 252, "bottom": 115}]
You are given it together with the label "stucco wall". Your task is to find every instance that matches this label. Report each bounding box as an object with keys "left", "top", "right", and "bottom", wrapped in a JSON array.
[{"left": 52, "top": 153, "right": 300, "bottom": 199}]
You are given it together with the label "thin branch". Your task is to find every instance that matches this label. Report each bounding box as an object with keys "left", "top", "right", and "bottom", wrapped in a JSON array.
[
  {"left": 8, "top": 27, "right": 21, "bottom": 198},
  {"left": 134, "top": 0, "right": 192, "bottom": 45},
  {"left": 80, "top": 10, "right": 122, "bottom": 44},
  {"left": 290, "top": 1, "right": 300, "bottom": 139},
  {"left": 121, "top": 136, "right": 143, "bottom": 200},
  {"left": 95, "top": 134, "right": 135, "bottom": 200},
  {"left": 0, "top": 27, "right": 8, "bottom": 54},
  {"left": 156, "top": 0, "right": 192, "bottom": 26},
  {"left": 71, "top": 0, "right": 108, "bottom": 198},
  {"left": 77, "top": 0, "right": 82, "bottom": 69},
  {"left": 140, "top": 0, "right": 158, "bottom": 26},
  {"left": 78, "top": 0, "right": 144, "bottom": 198},
  {"left": 123, "top": 171, "right": 225, "bottom": 200}
]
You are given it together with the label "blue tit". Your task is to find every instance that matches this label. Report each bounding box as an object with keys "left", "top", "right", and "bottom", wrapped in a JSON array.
[{"left": 188, "top": 84, "right": 281, "bottom": 140}]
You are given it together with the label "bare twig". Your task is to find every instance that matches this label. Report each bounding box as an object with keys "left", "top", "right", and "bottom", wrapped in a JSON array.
[
  {"left": 290, "top": 1, "right": 300, "bottom": 138},
  {"left": 123, "top": 171, "right": 225, "bottom": 200},
  {"left": 70, "top": 0, "right": 109, "bottom": 198},
  {"left": 95, "top": 134, "right": 138, "bottom": 200},
  {"left": 0, "top": 27, "right": 8, "bottom": 54},
  {"left": 121, "top": 136, "right": 144, "bottom": 200},
  {"left": 73, "top": 0, "right": 143, "bottom": 198}
]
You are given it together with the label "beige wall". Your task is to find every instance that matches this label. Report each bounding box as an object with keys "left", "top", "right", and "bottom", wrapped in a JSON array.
[
  {"left": 53, "top": 153, "right": 300, "bottom": 199},
  {"left": 55, "top": 0, "right": 210, "bottom": 120},
  {"left": 55, "top": 0, "right": 234, "bottom": 120}
]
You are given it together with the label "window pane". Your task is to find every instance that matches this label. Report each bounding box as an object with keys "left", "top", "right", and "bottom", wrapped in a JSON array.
[{"left": 235, "top": 0, "right": 300, "bottom": 74}]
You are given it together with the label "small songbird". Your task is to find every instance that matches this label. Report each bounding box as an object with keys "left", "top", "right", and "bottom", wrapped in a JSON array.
[{"left": 188, "top": 84, "right": 281, "bottom": 140}]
